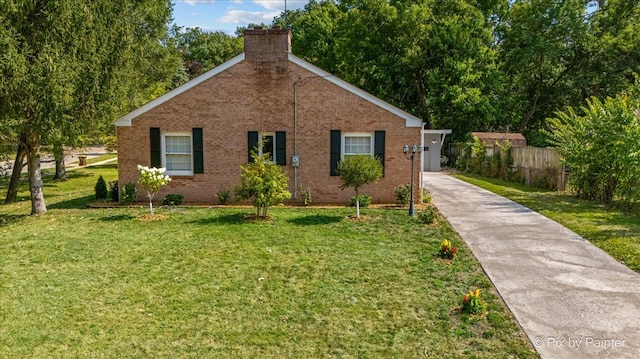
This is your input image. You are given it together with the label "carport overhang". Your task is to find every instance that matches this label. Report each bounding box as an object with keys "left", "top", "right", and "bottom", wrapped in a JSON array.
[{"left": 420, "top": 129, "right": 452, "bottom": 193}]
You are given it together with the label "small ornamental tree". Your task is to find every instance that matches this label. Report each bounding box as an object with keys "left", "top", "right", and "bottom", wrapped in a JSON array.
[
  {"left": 94, "top": 175, "right": 108, "bottom": 199},
  {"left": 235, "top": 152, "right": 291, "bottom": 218},
  {"left": 137, "top": 165, "right": 171, "bottom": 215},
  {"left": 337, "top": 155, "right": 383, "bottom": 218}
]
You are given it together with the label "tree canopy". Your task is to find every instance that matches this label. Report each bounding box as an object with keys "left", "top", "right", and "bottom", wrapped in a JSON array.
[
  {"left": 274, "top": 0, "right": 640, "bottom": 144},
  {"left": 0, "top": 0, "right": 178, "bottom": 214}
]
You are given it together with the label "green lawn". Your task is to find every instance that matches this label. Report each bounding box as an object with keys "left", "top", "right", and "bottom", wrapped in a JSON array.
[
  {"left": 453, "top": 173, "right": 640, "bottom": 273},
  {"left": 0, "top": 165, "right": 536, "bottom": 358}
]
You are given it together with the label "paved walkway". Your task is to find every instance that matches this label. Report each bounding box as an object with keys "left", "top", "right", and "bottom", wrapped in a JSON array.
[{"left": 424, "top": 172, "right": 640, "bottom": 359}]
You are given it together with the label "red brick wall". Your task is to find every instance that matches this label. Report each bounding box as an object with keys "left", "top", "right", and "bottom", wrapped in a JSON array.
[{"left": 117, "top": 53, "right": 422, "bottom": 204}]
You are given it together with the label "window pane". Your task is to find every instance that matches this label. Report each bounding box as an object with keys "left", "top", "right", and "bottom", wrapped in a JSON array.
[
  {"left": 166, "top": 136, "right": 191, "bottom": 154},
  {"left": 166, "top": 154, "right": 191, "bottom": 171},
  {"left": 344, "top": 136, "right": 371, "bottom": 155}
]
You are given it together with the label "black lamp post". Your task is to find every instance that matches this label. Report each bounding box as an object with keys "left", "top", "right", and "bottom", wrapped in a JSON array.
[{"left": 403, "top": 144, "right": 420, "bottom": 216}]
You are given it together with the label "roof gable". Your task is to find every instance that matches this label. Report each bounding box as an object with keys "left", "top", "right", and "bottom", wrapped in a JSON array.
[
  {"left": 114, "top": 54, "right": 244, "bottom": 126},
  {"left": 114, "top": 52, "right": 424, "bottom": 128},
  {"left": 288, "top": 54, "right": 423, "bottom": 128}
]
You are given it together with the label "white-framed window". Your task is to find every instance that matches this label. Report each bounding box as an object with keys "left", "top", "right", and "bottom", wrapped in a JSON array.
[
  {"left": 162, "top": 133, "right": 193, "bottom": 176},
  {"left": 342, "top": 133, "right": 373, "bottom": 158}
]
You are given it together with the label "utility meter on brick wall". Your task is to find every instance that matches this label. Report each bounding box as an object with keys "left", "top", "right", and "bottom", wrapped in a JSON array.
[{"left": 291, "top": 155, "right": 300, "bottom": 167}]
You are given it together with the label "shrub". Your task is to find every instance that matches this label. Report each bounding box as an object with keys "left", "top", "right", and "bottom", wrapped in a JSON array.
[
  {"left": 394, "top": 184, "right": 411, "bottom": 206},
  {"left": 299, "top": 184, "right": 312, "bottom": 206},
  {"left": 462, "top": 289, "right": 485, "bottom": 315},
  {"left": 94, "top": 175, "right": 108, "bottom": 199},
  {"left": 162, "top": 193, "right": 184, "bottom": 206},
  {"left": 417, "top": 206, "right": 437, "bottom": 224},
  {"left": 422, "top": 188, "right": 432, "bottom": 204},
  {"left": 350, "top": 194, "right": 371, "bottom": 208},
  {"left": 215, "top": 187, "right": 232, "bottom": 205},
  {"left": 121, "top": 182, "right": 137, "bottom": 204},
  {"left": 235, "top": 152, "right": 291, "bottom": 218},
  {"left": 547, "top": 90, "right": 640, "bottom": 208},
  {"left": 109, "top": 180, "right": 119, "bottom": 202}
]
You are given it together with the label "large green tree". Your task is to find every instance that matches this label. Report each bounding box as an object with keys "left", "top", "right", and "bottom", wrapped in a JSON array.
[
  {"left": 272, "top": 0, "right": 640, "bottom": 145},
  {"left": 172, "top": 26, "right": 243, "bottom": 79},
  {"left": 498, "top": 0, "right": 640, "bottom": 144},
  {"left": 0, "top": 0, "right": 176, "bottom": 214},
  {"left": 275, "top": 0, "right": 502, "bottom": 141}
]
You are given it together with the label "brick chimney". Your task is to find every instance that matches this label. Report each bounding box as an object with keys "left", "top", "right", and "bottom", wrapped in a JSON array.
[{"left": 243, "top": 26, "right": 291, "bottom": 64}]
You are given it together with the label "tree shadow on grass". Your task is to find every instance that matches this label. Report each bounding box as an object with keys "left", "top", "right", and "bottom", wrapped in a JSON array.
[
  {"left": 48, "top": 194, "right": 95, "bottom": 210},
  {"left": 98, "top": 214, "right": 136, "bottom": 222},
  {"left": 188, "top": 212, "right": 248, "bottom": 225},
  {"left": 287, "top": 214, "right": 343, "bottom": 226},
  {"left": 0, "top": 213, "right": 28, "bottom": 225}
]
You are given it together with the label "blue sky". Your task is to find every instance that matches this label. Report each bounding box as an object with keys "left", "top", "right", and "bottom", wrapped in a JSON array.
[{"left": 172, "top": 0, "right": 309, "bottom": 34}]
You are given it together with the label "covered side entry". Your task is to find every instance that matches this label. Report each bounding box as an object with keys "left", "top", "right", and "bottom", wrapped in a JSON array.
[{"left": 422, "top": 129, "right": 452, "bottom": 172}]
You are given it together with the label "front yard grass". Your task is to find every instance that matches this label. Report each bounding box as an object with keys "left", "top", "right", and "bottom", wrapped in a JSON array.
[
  {"left": 453, "top": 173, "right": 640, "bottom": 273},
  {"left": 0, "top": 165, "right": 536, "bottom": 358}
]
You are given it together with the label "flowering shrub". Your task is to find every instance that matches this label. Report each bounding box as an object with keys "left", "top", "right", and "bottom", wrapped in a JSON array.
[
  {"left": 137, "top": 165, "right": 171, "bottom": 215},
  {"left": 439, "top": 239, "right": 457, "bottom": 259},
  {"left": 462, "top": 289, "right": 484, "bottom": 314}
]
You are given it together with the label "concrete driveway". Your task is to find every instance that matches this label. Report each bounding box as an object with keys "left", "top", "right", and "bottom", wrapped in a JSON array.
[{"left": 424, "top": 172, "right": 640, "bottom": 359}]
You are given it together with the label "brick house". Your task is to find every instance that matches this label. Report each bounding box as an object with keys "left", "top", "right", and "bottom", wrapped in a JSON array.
[{"left": 115, "top": 27, "right": 426, "bottom": 204}]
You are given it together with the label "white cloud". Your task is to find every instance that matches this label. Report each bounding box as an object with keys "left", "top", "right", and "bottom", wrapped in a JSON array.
[
  {"left": 180, "top": 0, "right": 217, "bottom": 5},
  {"left": 253, "top": 0, "right": 308, "bottom": 11},
  {"left": 218, "top": 10, "right": 280, "bottom": 25}
]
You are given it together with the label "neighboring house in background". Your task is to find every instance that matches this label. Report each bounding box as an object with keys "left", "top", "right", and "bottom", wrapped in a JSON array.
[
  {"left": 115, "top": 27, "right": 438, "bottom": 204},
  {"left": 471, "top": 132, "right": 527, "bottom": 156}
]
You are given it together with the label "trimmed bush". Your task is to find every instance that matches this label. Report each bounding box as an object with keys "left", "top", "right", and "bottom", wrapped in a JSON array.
[
  {"left": 417, "top": 206, "right": 438, "bottom": 224},
  {"left": 95, "top": 175, "right": 108, "bottom": 199},
  {"left": 121, "top": 182, "right": 137, "bottom": 204},
  {"left": 394, "top": 184, "right": 411, "bottom": 206},
  {"left": 162, "top": 193, "right": 184, "bottom": 206},
  {"left": 109, "top": 180, "right": 119, "bottom": 202},
  {"left": 350, "top": 195, "right": 371, "bottom": 208}
]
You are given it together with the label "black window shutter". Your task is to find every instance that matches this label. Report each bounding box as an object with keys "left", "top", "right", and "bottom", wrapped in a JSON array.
[
  {"left": 193, "top": 128, "right": 204, "bottom": 174},
  {"left": 330, "top": 130, "right": 341, "bottom": 176},
  {"left": 374, "top": 130, "right": 385, "bottom": 176},
  {"left": 150, "top": 127, "right": 161, "bottom": 167},
  {"left": 275, "top": 131, "right": 286, "bottom": 165},
  {"left": 248, "top": 131, "right": 259, "bottom": 163}
]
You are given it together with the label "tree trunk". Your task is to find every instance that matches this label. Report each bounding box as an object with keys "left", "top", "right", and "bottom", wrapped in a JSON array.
[
  {"left": 25, "top": 129, "right": 47, "bottom": 215},
  {"left": 5, "top": 134, "right": 27, "bottom": 204},
  {"left": 53, "top": 142, "right": 67, "bottom": 181}
]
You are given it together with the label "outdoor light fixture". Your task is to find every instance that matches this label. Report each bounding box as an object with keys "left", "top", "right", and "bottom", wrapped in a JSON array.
[{"left": 403, "top": 144, "right": 421, "bottom": 216}]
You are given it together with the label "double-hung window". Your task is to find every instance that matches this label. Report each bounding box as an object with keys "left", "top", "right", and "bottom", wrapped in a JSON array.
[
  {"left": 330, "top": 130, "right": 385, "bottom": 176},
  {"left": 343, "top": 134, "right": 373, "bottom": 158},
  {"left": 163, "top": 133, "right": 193, "bottom": 176}
]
